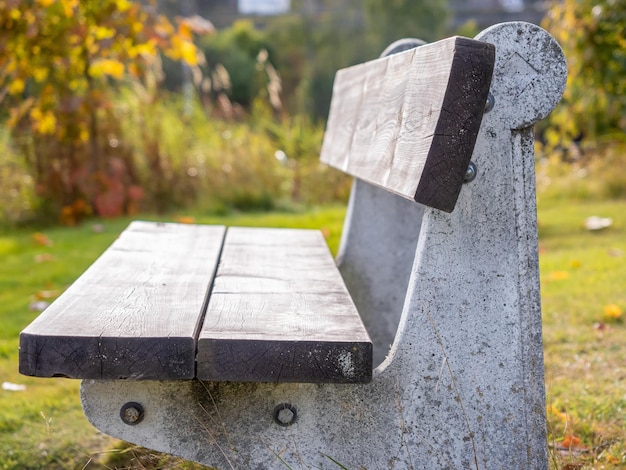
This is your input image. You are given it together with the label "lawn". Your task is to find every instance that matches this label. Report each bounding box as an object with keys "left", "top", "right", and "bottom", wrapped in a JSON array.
[{"left": 0, "top": 201, "right": 624, "bottom": 469}]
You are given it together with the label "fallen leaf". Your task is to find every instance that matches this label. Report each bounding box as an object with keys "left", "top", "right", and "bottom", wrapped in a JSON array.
[
  {"left": 34, "top": 290, "right": 60, "bottom": 300},
  {"left": 561, "top": 463, "right": 584, "bottom": 470},
  {"left": 91, "top": 223, "right": 105, "bottom": 233},
  {"left": 34, "top": 253, "right": 56, "bottom": 263},
  {"left": 603, "top": 304, "right": 623, "bottom": 321},
  {"left": 605, "top": 454, "right": 622, "bottom": 464},
  {"left": 549, "top": 271, "right": 569, "bottom": 281},
  {"left": 607, "top": 248, "right": 624, "bottom": 258},
  {"left": 546, "top": 404, "right": 569, "bottom": 423},
  {"left": 32, "top": 232, "right": 53, "bottom": 246},
  {"left": 593, "top": 322, "right": 609, "bottom": 331},
  {"left": 554, "top": 435, "right": 589, "bottom": 455},
  {"left": 175, "top": 216, "right": 195, "bottom": 224},
  {"left": 570, "top": 260, "right": 581, "bottom": 269}
]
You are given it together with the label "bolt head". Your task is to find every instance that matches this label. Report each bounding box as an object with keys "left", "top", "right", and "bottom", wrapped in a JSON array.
[
  {"left": 273, "top": 403, "right": 297, "bottom": 427},
  {"left": 120, "top": 402, "right": 144, "bottom": 425},
  {"left": 464, "top": 162, "right": 478, "bottom": 183},
  {"left": 485, "top": 93, "right": 495, "bottom": 113}
]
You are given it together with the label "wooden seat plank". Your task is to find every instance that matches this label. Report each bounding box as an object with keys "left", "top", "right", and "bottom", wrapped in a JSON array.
[
  {"left": 19, "top": 221, "right": 226, "bottom": 380},
  {"left": 320, "top": 36, "right": 495, "bottom": 212},
  {"left": 197, "top": 227, "right": 373, "bottom": 383}
]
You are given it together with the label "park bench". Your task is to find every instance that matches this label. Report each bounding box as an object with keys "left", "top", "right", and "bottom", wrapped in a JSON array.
[{"left": 19, "top": 22, "right": 566, "bottom": 469}]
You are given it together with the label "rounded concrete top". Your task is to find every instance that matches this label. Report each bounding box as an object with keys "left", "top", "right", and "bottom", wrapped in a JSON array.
[{"left": 476, "top": 21, "right": 567, "bottom": 129}]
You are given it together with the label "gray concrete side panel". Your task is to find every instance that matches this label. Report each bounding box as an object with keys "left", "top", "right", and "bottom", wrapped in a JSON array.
[{"left": 337, "top": 179, "right": 424, "bottom": 367}]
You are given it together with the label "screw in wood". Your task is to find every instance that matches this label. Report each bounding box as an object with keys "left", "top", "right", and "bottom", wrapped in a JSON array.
[
  {"left": 273, "top": 403, "right": 297, "bottom": 427},
  {"left": 120, "top": 402, "right": 144, "bottom": 426}
]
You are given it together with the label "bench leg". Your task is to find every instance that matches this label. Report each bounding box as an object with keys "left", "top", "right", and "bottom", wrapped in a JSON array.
[{"left": 81, "top": 21, "right": 566, "bottom": 469}]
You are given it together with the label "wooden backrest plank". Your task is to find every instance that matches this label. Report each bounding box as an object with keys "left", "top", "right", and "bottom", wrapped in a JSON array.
[
  {"left": 197, "top": 227, "right": 372, "bottom": 383},
  {"left": 19, "top": 221, "right": 226, "bottom": 379},
  {"left": 320, "top": 36, "right": 495, "bottom": 212}
]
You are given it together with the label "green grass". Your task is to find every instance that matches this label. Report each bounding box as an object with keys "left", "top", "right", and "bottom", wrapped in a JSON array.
[
  {"left": 538, "top": 200, "right": 626, "bottom": 468},
  {"left": 1, "top": 201, "right": 625, "bottom": 468}
]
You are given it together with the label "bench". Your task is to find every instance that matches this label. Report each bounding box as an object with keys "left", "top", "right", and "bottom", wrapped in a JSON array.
[{"left": 19, "top": 22, "right": 567, "bottom": 469}]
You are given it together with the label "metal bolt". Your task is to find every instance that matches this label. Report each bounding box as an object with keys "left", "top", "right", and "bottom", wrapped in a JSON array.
[
  {"left": 464, "top": 162, "right": 478, "bottom": 183},
  {"left": 273, "top": 403, "right": 297, "bottom": 427},
  {"left": 485, "top": 93, "right": 495, "bottom": 113},
  {"left": 120, "top": 402, "right": 144, "bottom": 426}
]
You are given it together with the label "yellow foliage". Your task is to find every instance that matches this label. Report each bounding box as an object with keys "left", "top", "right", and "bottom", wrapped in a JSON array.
[
  {"left": 114, "top": 0, "right": 131, "bottom": 13},
  {"left": 131, "top": 20, "right": 143, "bottom": 35},
  {"left": 134, "top": 41, "right": 156, "bottom": 57},
  {"left": 33, "top": 67, "right": 48, "bottom": 82},
  {"left": 30, "top": 108, "right": 57, "bottom": 135},
  {"left": 94, "top": 26, "right": 115, "bottom": 40},
  {"left": 167, "top": 36, "right": 197, "bottom": 65},
  {"left": 89, "top": 59, "right": 125, "bottom": 79},
  {"left": 60, "top": 0, "right": 78, "bottom": 17},
  {"left": 36, "top": 0, "right": 55, "bottom": 6},
  {"left": 178, "top": 22, "right": 192, "bottom": 40},
  {"left": 180, "top": 41, "right": 197, "bottom": 65}
]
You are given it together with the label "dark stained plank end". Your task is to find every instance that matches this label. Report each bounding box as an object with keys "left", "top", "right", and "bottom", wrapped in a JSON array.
[
  {"left": 416, "top": 38, "right": 495, "bottom": 212},
  {"left": 197, "top": 227, "right": 373, "bottom": 383},
  {"left": 199, "top": 340, "right": 372, "bottom": 384},
  {"left": 320, "top": 36, "right": 495, "bottom": 213}
]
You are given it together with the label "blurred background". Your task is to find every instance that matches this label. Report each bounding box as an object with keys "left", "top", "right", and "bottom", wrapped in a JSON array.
[{"left": 1, "top": 0, "right": 623, "bottom": 227}]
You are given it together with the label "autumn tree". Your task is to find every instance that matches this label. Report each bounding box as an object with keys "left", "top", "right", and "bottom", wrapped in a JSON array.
[
  {"left": 0, "top": 0, "right": 198, "bottom": 221},
  {"left": 542, "top": 0, "right": 626, "bottom": 149}
]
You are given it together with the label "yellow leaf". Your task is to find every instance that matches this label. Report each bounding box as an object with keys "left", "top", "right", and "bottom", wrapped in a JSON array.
[
  {"left": 9, "top": 8, "right": 20, "bottom": 20},
  {"left": 37, "top": 111, "right": 57, "bottom": 134},
  {"left": 8, "top": 78, "right": 25, "bottom": 95},
  {"left": 60, "top": 0, "right": 78, "bottom": 17},
  {"left": 29, "top": 107, "right": 43, "bottom": 121},
  {"left": 180, "top": 40, "right": 197, "bottom": 65},
  {"left": 89, "top": 59, "right": 125, "bottom": 79},
  {"left": 32, "top": 232, "right": 53, "bottom": 246},
  {"left": 549, "top": 271, "right": 569, "bottom": 281},
  {"left": 546, "top": 404, "right": 568, "bottom": 423},
  {"left": 36, "top": 0, "right": 55, "bottom": 6},
  {"left": 33, "top": 67, "right": 48, "bottom": 83},
  {"left": 93, "top": 26, "right": 115, "bottom": 40},
  {"left": 134, "top": 41, "right": 156, "bottom": 57},
  {"left": 604, "top": 304, "right": 622, "bottom": 320},
  {"left": 178, "top": 22, "right": 192, "bottom": 40},
  {"left": 115, "top": 0, "right": 131, "bottom": 12},
  {"left": 131, "top": 20, "right": 143, "bottom": 34}
]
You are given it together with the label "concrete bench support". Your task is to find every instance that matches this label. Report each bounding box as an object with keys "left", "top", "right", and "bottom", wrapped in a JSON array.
[{"left": 80, "top": 22, "right": 566, "bottom": 469}]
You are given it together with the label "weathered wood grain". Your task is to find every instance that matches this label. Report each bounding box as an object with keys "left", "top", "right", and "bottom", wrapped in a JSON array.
[
  {"left": 197, "top": 227, "right": 372, "bottom": 383},
  {"left": 19, "top": 221, "right": 226, "bottom": 380},
  {"left": 320, "top": 36, "right": 495, "bottom": 212}
]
